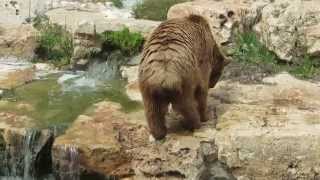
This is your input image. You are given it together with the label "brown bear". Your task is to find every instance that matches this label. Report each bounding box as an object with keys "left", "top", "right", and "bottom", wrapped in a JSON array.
[{"left": 139, "top": 15, "right": 228, "bottom": 140}]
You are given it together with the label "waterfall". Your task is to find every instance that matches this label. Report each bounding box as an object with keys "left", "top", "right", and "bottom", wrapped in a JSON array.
[
  {"left": 53, "top": 145, "right": 80, "bottom": 180},
  {"left": 23, "top": 129, "right": 41, "bottom": 179},
  {"left": 58, "top": 50, "right": 127, "bottom": 92},
  {"left": 0, "top": 129, "right": 54, "bottom": 180}
]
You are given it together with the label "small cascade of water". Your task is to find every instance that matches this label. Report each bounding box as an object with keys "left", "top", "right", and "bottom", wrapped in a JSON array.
[
  {"left": 1, "top": 129, "right": 54, "bottom": 180},
  {"left": 54, "top": 145, "right": 80, "bottom": 180},
  {"left": 23, "top": 129, "right": 40, "bottom": 179},
  {"left": 58, "top": 50, "right": 127, "bottom": 92}
]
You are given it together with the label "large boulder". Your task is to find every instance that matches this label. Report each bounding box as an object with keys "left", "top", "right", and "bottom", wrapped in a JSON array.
[
  {"left": 0, "top": 24, "right": 38, "bottom": 59},
  {"left": 254, "top": 0, "right": 320, "bottom": 61},
  {"left": 167, "top": 0, "right": 270, "bottom": 52},
  {"left": 211, "top": 73, "right": 320, "bottom": 179},
  {"left": 168, "top": 0, "right": 320, "bottom": 61}
]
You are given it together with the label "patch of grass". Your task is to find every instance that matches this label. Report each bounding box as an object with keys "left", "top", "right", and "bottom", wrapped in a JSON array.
[
  {"left": 233, "top": 31, "right": 320, "bottom": 79},
  {"left": 133, "top": 0, "right": 190, "bottom": 21},
  {"left": 33, "top": 16, "right": 73, "bottom": 67},
  {"left": 289, "top": 55, "right": 320, "bottom": 79},
  {"left": 99, "top": 27, "right": 144, "bottom": 56},
  {"left": 234, "top": 31, "right": 278, "bottom": 66}
]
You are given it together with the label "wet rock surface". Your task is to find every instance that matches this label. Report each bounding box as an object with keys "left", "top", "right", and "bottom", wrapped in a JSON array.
[{"left": 0, "top": 112, "right": 54, "bottom": 177}]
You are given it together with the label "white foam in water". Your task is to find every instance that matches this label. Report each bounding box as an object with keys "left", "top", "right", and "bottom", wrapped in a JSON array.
[
  {"left": 58, "top": 57, "right": 123, "bottom": 92},
  {"left": 57, "top": 73, "right": 81, "bottom": 84}
]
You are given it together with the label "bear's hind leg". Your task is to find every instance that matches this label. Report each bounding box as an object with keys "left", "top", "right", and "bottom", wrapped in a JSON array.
[
  {"left": 195, "top": 86, "right": 209, "bottom": 122},
  {"left": 174, "top": 93, "right": 201, "bottom": 131}
]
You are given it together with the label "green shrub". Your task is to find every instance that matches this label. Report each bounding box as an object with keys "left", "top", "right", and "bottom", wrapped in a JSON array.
[
  {"left": 32, "top": 14, "right": 49, "bottom": 29},
  {"left": 99, "top": 27, "right": 144, "bottom": 56},
  {"left": 133, "top": 0, "right": 190, "bottom": 21},
  {"left": 34, "top": 21, "right": 73, "bottom": 66},
  {"left": 289, "top": 55, "right": 320, "bottom": 79},
  {"left": 234, "top": 31, "right": 277, "bottom": 65},
  {"left": 233, "top": 31, "right": 320, "bottom": 79},
  {"left": 110, "top": 0, "right": 123, "bottom": 8}
]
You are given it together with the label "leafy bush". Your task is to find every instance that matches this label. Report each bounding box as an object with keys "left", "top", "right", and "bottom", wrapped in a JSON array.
[
  {"left": 133, "top": 0, "right": 190, "bottom": 21},
  {"left": 289, "top": 55, "right": 320, "bottom": 79},
  {"left": 99, "top": 27, "right": 144, "bottom": 56},
  {"left": 34, "top": 19, "right": 73, "bottom": 66},
  {"left": 234, "top": 31, "right": 277, "bottom": 65},
  {"left": 32, "top": 14, "right": 49, "bottom": 29},
  {"left": 110, "top": 0, "right": 123, "bottom": 8}
]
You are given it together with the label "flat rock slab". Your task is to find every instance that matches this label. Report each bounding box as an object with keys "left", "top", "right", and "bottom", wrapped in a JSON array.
[
  {"left": 46, "top": 8, "right": 160, "bottom": 37},
  {"left": 0, "top": 58, "right": 35, "bottom": 89}
]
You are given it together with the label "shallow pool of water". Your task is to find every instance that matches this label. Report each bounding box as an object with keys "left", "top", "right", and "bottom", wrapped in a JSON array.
[{"left": 0, "top": 73, "right": 141, "bottom": 129}]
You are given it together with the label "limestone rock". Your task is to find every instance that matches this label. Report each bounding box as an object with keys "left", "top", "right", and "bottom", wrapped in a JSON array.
[
  {"left": 168, "top": 0, "right": 270, "bottom": 49},
  {"left": 52, "top": 101, "right": 234, "bottom": 179},
  {"left": 254, "top": 0, "right": 320, "bottom": 61},
  {"left": 0, "top": 112, "right": 54, "bottom": 176},
  {"left": 0, "top": 24, "right": 38, "bottom": 58},
  {"left": 125, "top": 81, "right": 142, "bottom": 102},
  {"left": 0, "top": 58, "right": 35, "bottom": 89},
  {"left": 211, "top": 73, "right": 320, "bottom": 179},
  {"left": 114, "top": 66, "right": 320, "bottom": 179},
  {"left": 168, "top": 0, "right": 320, "bottom": 61},
  {"left": 120, "top": 65, "right": 142, "bottom": 102},
  {"left": 121, "top": 65, "right": 139, "bottom": 84},
  {"left": 52, "top": 102, "right": 149, "bottom": 178},
  {"left": 46, "top": 8, "right": 160, "bottom": 37}
]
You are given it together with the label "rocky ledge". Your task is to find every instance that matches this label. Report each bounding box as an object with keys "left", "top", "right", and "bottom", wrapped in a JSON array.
[
  {"left": 0, "top": 58, "right": 35, "bottom": 89},
  {"left": 52, "top": 102, "right": 234, "bottom": 179},
  {"left": 0, "top": 112, "right": 54, "bottom": 177},
  {"left": 52, "top": 69, "right": 320, "bottom": 179}
]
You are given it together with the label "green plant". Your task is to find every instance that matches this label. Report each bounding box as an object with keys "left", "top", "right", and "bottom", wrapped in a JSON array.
[
  {"left": 35, "top": 22, "right": 73, "bottom": 66},
  {"left": 133, "top": 0, "right": 190, "bottom": 21},
  {"left": 110, "top": 0, "right": 123, "bottom": 8},
  {"left": 32, "top": 14, "right": 49, "bottom": 29},
  {"left": 234, "top": 31, "right": 277, "bottom": 65},
  {"left": 99, "top": 27, "right": 144, "bottom": 56},
  {"left": 289, "top": 56, "right": 320, "bottom": 79}
]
